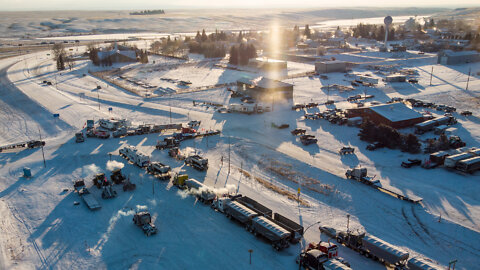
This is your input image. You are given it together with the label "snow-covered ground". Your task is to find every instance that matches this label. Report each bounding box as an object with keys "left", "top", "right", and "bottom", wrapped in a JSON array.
[{"left": 1, "top": 47, "right": 479, "bottom": 270}]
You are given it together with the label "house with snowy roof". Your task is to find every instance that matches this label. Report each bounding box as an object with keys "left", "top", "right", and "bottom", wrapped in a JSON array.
[{"left": 97, "top": 43, "right": 137, "bottom": 63}]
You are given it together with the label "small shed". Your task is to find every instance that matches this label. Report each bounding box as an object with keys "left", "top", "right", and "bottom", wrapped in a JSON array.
[
  {"left": 237, "top": 77, "right": 293, "bottom": 99},
  {"left": 315, "top": 60, "right": 347, "bottom": 73},
  {"left": 437, "top": 50, "right": 480, "bottom": 65}
]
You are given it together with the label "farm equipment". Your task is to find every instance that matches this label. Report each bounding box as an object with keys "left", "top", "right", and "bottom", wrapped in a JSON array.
[
  {"left": 147, "top": 162, "right": 171, "bottom": 180},
  {"left": 168, "top": 147, "right": 185, "bottom": 160},
  {"left": 73, "top": 179, "right": 101, "bottom": 210},
  {"left": 339, "top": 147, "right": 355, "bottom": 155},
  {"left": 133, "top": 211, "right": 157, "bottom": 236},
  {"left": 336, "top": 232, "right": 409, "bottom": 269},
  {"left": 172, "top": 173, "right": 189, "bottom": 188},
  {"left": 156, "top": 137, "right": 179, "bottom": 150},
  {"left": 101, "top": 185, "right": 117, "bottom": 199},
  {"left": 110, "top": 168, "right": 126, "bottom": 184},
  {"left": 291, "top": 128, "right": 306, "bottom": 136},
  {"left": 271, "top": 123, "right": 290, "bottom": 129},
  {"left": 300, "top": 135, "right": 318, "bottom": 146},
  {"left": 185, "top": 155, "right": 208, "bottom": 171},
  {"left": 75, "top": 132, "right": 85, "bottom": 143},
  {"left": 119, "top": 145, "right": 150, "bottom": 167},
  {"left": 401, "top": 159, "right": 421, "bottom": 168},
  {"left": 92, "top": 173, "right": 110, "bottom": 189},
  {"left": 123, "top": 177, "right": 136, "bottom": 191}
]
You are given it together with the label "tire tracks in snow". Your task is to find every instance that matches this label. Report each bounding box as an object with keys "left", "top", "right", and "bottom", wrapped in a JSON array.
[{"left": 8, "top": 205, "right": 49, "bottom": 269}]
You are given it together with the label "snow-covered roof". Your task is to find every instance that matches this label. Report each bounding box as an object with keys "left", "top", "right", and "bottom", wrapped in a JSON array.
[
  {"left": 98, "top": 46, "right": 136, "bottom": 61},
  {"left": 363, "top": 235, "right": 409, "bottom": 260},
  {"left": 369, "top": 103, "right": 423, "bottom": 123},
  {"left": 237, "top": 77, "right": 293, "bottom": 89},
  {"left": 253, "top": 216, "right": 290, "bottom": 238},
  {"left": 316, "top": 60, "right": 346, "bottom": 64},
  {"left": 441, "top": 50, "right": 479, "bottom": 57}
]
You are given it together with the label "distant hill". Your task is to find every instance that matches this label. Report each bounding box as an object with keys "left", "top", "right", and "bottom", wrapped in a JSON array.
[{"left": 130, "top": 10, "right": 165, "bottom": 16}]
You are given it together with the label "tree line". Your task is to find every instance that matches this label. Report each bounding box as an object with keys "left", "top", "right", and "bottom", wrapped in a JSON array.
[{"left": 358, "top": 120, "right": 421, "bottom": 153}]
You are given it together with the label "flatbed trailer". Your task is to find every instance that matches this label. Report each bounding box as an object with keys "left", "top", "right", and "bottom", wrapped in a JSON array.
[{"left": 0, "top": 140, "right": 45, "bottom": 153}]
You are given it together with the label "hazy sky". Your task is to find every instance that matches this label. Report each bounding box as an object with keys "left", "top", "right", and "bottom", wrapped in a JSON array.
[{"left": 0, "top": 0, "right": 478, "bottom": 11}]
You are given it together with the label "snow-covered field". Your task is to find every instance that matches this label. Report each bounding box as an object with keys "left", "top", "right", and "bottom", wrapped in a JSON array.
[{"left": 0, "top": 46, "right": 479, "bottom": 270}]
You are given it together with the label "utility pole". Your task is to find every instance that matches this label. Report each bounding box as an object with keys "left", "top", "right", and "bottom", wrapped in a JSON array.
[
  {"left": 97, "top": 92, "right": 100, "bottom": 110},
  {"left": 228, "top": 136, "right": 231, "bottom": 175},
  {"left": 38, "top": 126, "right": 46, "bottom": 168},
  {"left": 466, "top": 67, "right": 471, "bottom": 90},
  {"left": 430, "top": 66, "right": 434, "bottom": 86},
  {"left": 346, "top": 214, "right": 350, "bottom": 233}
]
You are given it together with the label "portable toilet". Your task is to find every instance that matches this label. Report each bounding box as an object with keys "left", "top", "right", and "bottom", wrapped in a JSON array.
[{"left": 23, "top": 167, "right": 32, "bottom": 178}]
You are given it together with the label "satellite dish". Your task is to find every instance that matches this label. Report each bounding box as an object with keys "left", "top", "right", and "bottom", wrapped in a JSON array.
[{"left": 384, "top": 16, "right": 393, "bottom": 26}]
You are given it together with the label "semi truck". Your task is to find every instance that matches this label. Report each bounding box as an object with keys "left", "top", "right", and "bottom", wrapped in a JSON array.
[
  {"left": 147, "top": 162, "right": 171, "bottom": 180},
  {"left": 75, "top": 132, "right": 85, "bottom": 143},
  {"left": 336, "top": 232, "right": 409, "bottom": 268},
  {"left": 345, "top": 168, "right": 380, "bottom": 186},
  {"left": 212, "top": 195, "right": 302, "bottom": 251},
  {"left": 272, "top": 213, "right": 304, "bottom": 243},
  {"left": 110, "top": 168, "right": 126, "bottom": 184},
  {"left": 119, "top": 145, "right": 150, "bottom": 167},
  {"left": 177, "top": 178, "right": 216, "bottom": 203},
  {"left": 73, "top": 179, "right": 101, "bottom": 210},
  {"left": 156, "top": 137, "right": 179, "bottom": 149},
  {"left": 133, "top": 212, "right": 157, "bottom": 236},
  {"left": 249, "top": 216, "right": 291, "bottom": 251},
  {"left": 185, "top": 155, "right": 208, "bottom": 171},
  {"left": 236, "top": 196, "right": 273, "bottom": 217}
]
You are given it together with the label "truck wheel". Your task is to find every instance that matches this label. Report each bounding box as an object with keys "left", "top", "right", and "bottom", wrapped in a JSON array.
[{"left": 336, "top": 237, "right": 343, "bottom": 244}]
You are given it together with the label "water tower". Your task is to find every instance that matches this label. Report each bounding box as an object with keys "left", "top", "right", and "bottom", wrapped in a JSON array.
[{"left": 384, "top": 16, "right": 393, "bottom": 48}]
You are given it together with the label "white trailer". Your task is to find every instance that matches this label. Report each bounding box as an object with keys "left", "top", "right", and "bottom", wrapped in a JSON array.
[
  {"left": 456, "top": 156, "right": 480, "bottom": 173},
  {"left": 444, "top": 152, "right": 474, "bottom": 168},
  {"left": 119, "top": 145, "right": 150, "bottom": 167}
]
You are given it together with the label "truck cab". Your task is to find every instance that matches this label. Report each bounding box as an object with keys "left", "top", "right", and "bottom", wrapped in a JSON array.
[{"left": 297, "top": 249, "right": 329, "bottom": 270}]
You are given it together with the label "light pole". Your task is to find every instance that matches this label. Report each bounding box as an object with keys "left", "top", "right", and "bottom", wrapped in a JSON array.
[{"left": 298, "top": 220, "right": 322, "bottom": 270}]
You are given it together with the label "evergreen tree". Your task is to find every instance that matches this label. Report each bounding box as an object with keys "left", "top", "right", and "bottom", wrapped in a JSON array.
[
  {"left": 201, "top": 29, "right": 208, "bottom": 42},
  {"left": 237, "top": 31, "right": 243, "bottom": 43},
  {"left": 195, "top": 31, "right": 201, "bottom": 42},
  {"left": 56, "top": 54, "right": 65, "bottom": 70},
  {"left": 358, "top": 120, "right": 377, "bottom": 142},
  {"left": 229, "top": 46, "right": 238, "bottom": 65},
  {"left": 403, "top": 134, "right": 421, "bottom": 153},
  {"left": 304, "top": 25, "right": 311, "bottom": 39}
]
